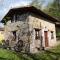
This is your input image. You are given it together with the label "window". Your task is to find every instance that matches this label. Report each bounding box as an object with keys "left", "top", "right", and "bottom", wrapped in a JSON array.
[
  {"left": 12, "top": 31, "right": 16, "bottom": 40},
  {"left": 11, "top": 13, "right": 28, "bottom": 22},
  {"left": 16, "top": 14, "right": 27, "bottom": 21},
  {"left": 11, "top": 14, "right": 16, "bottom": 22},
  {"left": 17, "top": 15, "right": 20, "bottom": 21},
  {"left": 35, "top": 29, "right": 40, "bottom": 39},
  {"left": 51, "top": 31, "right": 54, "bottom": 39}
]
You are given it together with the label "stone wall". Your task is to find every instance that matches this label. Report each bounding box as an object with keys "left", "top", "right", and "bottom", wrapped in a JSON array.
[
  {"left": 4, "top": 13, "right": 56, "bottom": 53},
  {"left": 4, "top": 13, "right": 31, "bottom": 52},
  {"left": 28, "top": 14, "right": 56, "bottom": 53}
]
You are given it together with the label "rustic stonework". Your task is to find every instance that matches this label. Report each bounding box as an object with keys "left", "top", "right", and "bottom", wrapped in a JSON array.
[{"left": 4, "top": 12, "right": 56, "bottom": 53}]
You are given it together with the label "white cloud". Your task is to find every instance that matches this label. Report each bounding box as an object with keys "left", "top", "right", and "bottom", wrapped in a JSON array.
[{"left": 11, "top": 0, "right": 32, "bottom": 8}]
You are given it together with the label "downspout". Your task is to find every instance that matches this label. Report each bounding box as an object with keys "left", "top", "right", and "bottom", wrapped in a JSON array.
[
  {"left": 40, "top": 22, "right": 43, "bottom": 50},
  {"left": 26, "top": 16, "right": 30, "bottom": 53}
]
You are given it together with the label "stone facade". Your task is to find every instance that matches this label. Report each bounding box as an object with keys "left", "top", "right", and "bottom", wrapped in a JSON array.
[
  {"left": 28, "top": 14, "right": 56, "bottom": 53},
  {"left": 4, "top": 13, "right": 31, "bottom": 52},
  {"left": 4, "top": 12, "right": 56, "bottom": 53}
]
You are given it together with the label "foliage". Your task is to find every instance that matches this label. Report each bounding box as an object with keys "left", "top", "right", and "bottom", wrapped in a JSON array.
[
  {"left": 1, "top": 16, "right": 10, "bottom": 25},
  {"left": 44, "top": 0, "right": 60, "bottom": 20},
  {"left": 31, "top": 0, "right": 45, "bottom": 9},
  {"left": 56, "top": 31, "right": 60, "bottom": 36}
]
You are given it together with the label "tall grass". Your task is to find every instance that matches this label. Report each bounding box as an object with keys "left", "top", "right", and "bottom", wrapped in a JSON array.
[{"left": 0, "top": 45, "right": 60, "bottom": 60}]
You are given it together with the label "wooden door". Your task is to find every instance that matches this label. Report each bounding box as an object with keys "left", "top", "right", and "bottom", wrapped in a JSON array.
[{"left": 44, "top": 31, "right": 49, "bottom": 47}]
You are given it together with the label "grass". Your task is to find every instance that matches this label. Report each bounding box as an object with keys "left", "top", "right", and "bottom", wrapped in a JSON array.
[
  {"left": 0, "top": 49, "right": 20, "bottom": 60},
  {"left": 0, "top": 45, "right": 60, "bottom": 60}
]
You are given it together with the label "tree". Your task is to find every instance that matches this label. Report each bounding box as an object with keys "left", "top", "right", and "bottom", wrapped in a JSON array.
[
  {"left": 44, "top": 0, "right": 60, "bottom": 20},
  {"left": 1, "top": 16, "right": 11, "bottom": 25},
  {"left": 43, "top": 0, "right": 60, "bottom": 37},
  {"left": 31, "top": 0, "right": 45, "bottom": 9}
]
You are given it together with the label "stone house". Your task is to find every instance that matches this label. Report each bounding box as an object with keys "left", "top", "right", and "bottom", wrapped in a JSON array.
[{"left": 1, "top": 6, "right": 59, "bottom": 53}]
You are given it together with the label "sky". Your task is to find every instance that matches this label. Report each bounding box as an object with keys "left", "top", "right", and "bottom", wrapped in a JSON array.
[{"left": 0, "top": 0, "right": 53, "bottom": 27}]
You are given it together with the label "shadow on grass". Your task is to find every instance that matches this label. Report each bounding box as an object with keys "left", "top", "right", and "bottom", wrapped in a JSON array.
[
  {"left": 6, "top": 50, "right": 60, "bottom": 60},
  {"left": 25, "top": 50, "right": 60, "bottom": 60},
  {"left": 10, "top": 51, "right": 30, "bottom": 60},
  {"left": 44, "top": 50, "right": 60, "bottom": 60},
  {"left": 27, "top": 53, "right": 40, "bottom": 60}
]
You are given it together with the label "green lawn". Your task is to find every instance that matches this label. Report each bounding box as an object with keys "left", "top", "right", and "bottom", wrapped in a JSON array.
[
  {"left": 0, "top": 49, "right": 20, "bottom": 60},
  {"left": 0, "top": 45, "right": 60, "bottom": 60}
]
